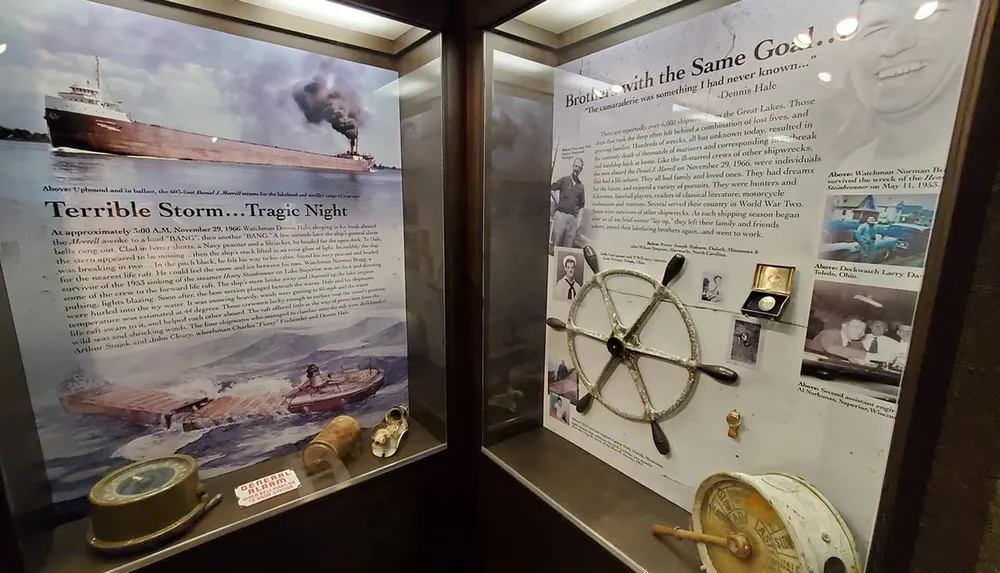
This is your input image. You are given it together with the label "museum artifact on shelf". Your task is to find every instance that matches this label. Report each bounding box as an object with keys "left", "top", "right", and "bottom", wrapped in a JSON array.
[
  {"left": 652, "top": 471, "right": 859, "bottom": 573},
  {"left": 372, "top": 405, "right": 410, "bottom": 458},
  {"left": 546, "top": 246, "right": 738, "bottom": 455},
  {"left": 87, "top": 455, "right": 222, "bottom": 555},
  {"left": 725, "top": 410, "right": 742, "bottom": 439},
  {"left": 302, "top": 415, "right": 361, "bottom": 474},
  {"left": 741, "top": 264, "right": 796, "bottom": 320}
]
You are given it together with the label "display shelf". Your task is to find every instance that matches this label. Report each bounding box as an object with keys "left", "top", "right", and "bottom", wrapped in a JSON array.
[
  {"left": 484, "top": 430, "right": 700, "bottom": 573},
  {"left": 28, "top": 420, "right": 443, "bottom": 573}
]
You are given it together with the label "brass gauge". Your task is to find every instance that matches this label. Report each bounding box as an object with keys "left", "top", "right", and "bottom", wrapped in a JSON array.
[
  {"left": 88, "top": 455, "right": 221, "bottom": 555},
  {"left": 654, "top": 472, "right": 861, "bottom": 573}
]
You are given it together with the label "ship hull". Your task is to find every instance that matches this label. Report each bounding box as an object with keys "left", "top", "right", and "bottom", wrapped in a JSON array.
[
  {"left": 287, "top": 375, "right": 384, "bottom": 414},
  {"left": 60, "top": 387, "right": 210, "bottom": 428},
  {"left": 44, "top": 108, "right": 373, "bottom": 172}
]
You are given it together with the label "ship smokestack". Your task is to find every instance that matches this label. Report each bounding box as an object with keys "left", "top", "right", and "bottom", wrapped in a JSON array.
[{"left": 350, "top": 138, "right": 357, "bottom": 155}]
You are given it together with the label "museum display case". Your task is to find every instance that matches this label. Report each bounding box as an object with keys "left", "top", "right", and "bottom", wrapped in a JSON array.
[
  {"left": 478, "top": 0, "right": 1000, "bottom": 571},
  {"left": 0, "top": 0, "right": 452, "bottom": 571}
]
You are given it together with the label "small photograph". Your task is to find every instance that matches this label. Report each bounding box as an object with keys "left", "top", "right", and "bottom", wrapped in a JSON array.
[
  {"left": 702, "top": 272, "right": 725, "bottom": 303},
  {"left": 802, "top": 280, "right": 918, "bottom": 402},
  {"left": 819, "top": 194, "right": 937, "bottom": 267},
  {"left": 547, "top": 353, "right": 578, "bottom": 404},
  {"left": 730, "top": 317, "right": 763, "bottom": 367},
  {"left": 552, "top": 247, "right": 585, "bottom": 302},
  {"left": 549, "top": 392, "right": 571, "bottom": 425},
  {"left": 549, "top": 155, "right": 592, "bottom": 254}
]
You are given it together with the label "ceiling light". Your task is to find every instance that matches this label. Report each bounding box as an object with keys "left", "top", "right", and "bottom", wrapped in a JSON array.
[
  {"left": 610, "top": 85, "right": 624, "bottom": 94},
  {"left": 0, "top": 44, "right": 7, "bottom": 56},
  {"left": 794, "top": 31, "right": 812, "bottom": 49},
  {"left": 835, "top": 18, "right": 859, "bottom": 38},
  {"left": 236, "top": 0, "right": 412, "bottom": 40},
  {"left": 818, "top": 72, "right": 832, "bottom": 82},
  {"left": 914, "top": 1, "right": 938, "bottom": 20},
  {"left": 211, "top": 137, "right": 218, "bottom": 143}
]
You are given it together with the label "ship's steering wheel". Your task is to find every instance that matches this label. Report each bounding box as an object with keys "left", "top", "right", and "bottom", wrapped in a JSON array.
[{"left": 546, "top": 247, "right": 739, "bottom": 455}]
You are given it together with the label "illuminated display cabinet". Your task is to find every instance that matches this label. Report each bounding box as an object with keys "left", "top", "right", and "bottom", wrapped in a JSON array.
[
  {"left": 0, "top": 0, "right": 454, "bottom": 571},
  {"left": 475, "top": 0, "right": 1000, "bottom": 571}
]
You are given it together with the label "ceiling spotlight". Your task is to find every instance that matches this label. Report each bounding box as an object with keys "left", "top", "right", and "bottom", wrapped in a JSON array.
[
  {"left": 914, "top": 1, "right": 938, "bottom": 20},
  {"left": 0, "top": 44, "right": 7, "bottom": 56},
  {"left": 835, "top": 18, "right": 859, "bottom": 38},
  {"left": 794, "top": 31, "right": 812, "bottom": 49},
  {"left": 211, "top": 137, "right": 218, "bottom": 143},
  {"left": 610, "top": 85, "right": 624, "bottom": 94},
  {"left": 818, "top": 72, "right": 833, "bottom": 82}
]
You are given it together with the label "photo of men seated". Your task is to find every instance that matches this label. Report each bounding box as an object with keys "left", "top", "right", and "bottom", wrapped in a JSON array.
[
  {"left": 801, "top": 280, "right": 917, "bottom": 402},
  {"left": 818, "top": 194, "right": 936, "bottom": 268}
]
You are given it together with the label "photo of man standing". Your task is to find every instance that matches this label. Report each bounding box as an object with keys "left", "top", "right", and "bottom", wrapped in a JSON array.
[{"left": 550, "top": 157, "right": 586, "bottom": 251}]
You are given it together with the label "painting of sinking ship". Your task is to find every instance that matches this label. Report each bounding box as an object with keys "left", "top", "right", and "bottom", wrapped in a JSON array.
[{"left": 38, "top": 315, "right": 407, "bottom": 509}]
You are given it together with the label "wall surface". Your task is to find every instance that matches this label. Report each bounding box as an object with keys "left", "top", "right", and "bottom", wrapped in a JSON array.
[{"left": 913, "top": 164, "right": 1000, "bottom": 573}]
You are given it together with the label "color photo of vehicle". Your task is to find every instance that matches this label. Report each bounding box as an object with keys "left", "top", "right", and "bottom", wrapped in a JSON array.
[{"left": 818, "top": 194, "right": 937, "bottom": 268}]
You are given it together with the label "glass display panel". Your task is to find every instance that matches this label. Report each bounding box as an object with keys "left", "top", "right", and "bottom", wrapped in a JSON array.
[
  {"left": 483, "top": 0, "right": 984, "bottom": 569},
  {"left": 0, "top": 0, "right": 446, "bottom": 569}
]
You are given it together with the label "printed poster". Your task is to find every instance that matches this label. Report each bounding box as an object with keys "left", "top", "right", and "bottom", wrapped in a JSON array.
[
  {"left": 542, "top": 0, "right": 979, "bottom": 558},
  {"left": 0, "top": 0, "right": 407, "bottom": 509}
]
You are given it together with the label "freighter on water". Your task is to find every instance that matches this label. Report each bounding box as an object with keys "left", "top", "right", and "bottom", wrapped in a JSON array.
[{"left": 43, "top": 57, "right": 375, "bottom": 172}]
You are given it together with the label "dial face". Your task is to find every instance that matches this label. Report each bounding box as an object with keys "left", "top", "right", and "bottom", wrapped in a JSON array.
[
  {"left": 699, "top": 479, "right": 801, "bottom": 573},
  {"left": 757, "top": 296, "right": 777, "bottom": 312},
  {"left": 93, "top": 458, "right": 192, "bottom": 504}
]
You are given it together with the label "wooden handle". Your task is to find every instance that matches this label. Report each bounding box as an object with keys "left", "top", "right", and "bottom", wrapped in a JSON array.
[
  {"left": 546, "top": 317, "right": 567, "bottom": 331},
  {"left": 652, "top": 525, "right": 753, "bottom": 560},
  {"left": 583, "top": 245, "right": 600, "bottom": 274},
  {"left": 650, "top": 421, "right": 671, "bottom": 455},
  {"left": 652, "top": 525, "right": 727, "bottom": 547},
  {"left": 697, "top": 364, "right": 739, "bottom": 384},
  {"left": 661, "top": 254, "right": 685, "bottom": 285}
]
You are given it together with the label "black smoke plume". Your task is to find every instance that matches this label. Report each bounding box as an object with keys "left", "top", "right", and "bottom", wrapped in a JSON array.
[{"left": 292, "top": 76, "right": 364, "bottom": 142}]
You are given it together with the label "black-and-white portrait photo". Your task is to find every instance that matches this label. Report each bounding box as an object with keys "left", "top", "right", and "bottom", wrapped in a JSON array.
[
  {"left": 702, "top": 272, "right": 724, "bottom": 303},
  {"left": 549, "top": 155, "right": 592, "bottom": 253},
  {"left": 836, "top": 0, "right": 978, "bottom": 168},
  {"left": 730, "top": 318, "right": 762, "bottom": 367},
  {"left": 802, "top": 280, "right": 918, "bottom": 402},
  {"left": 552, "top": 248, "right": 584, "bottom": 302}
]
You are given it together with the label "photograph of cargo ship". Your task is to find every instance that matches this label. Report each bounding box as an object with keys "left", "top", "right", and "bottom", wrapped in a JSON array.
[{"left": 45, "top": 57, "right": 376, "bottom": 172}]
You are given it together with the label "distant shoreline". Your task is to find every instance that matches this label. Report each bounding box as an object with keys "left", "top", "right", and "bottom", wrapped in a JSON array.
[{"left": 1, "top": 125, "right": 50, "bottom": 144}]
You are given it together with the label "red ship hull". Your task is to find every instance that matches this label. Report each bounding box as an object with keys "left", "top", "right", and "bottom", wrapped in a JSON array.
[{"left": 44, "top": 108, "right": 374, "bottom": 172}]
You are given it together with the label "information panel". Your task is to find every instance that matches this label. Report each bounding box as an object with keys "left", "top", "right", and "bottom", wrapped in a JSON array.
[
  {"left": 0, "top": 0, "right": 407, "bottom": 506},
  {"left": 543, "top": 0, "right": 978, "bottom": 557}
]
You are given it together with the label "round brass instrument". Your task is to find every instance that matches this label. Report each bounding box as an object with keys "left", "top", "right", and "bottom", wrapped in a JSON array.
[{"left": 87, "top": 454, "right": 220, "bottom": 555}]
